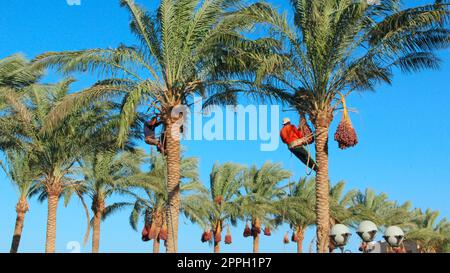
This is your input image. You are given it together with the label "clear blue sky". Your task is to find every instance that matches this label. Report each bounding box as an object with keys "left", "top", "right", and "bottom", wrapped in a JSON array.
[{"left": 0, "top": 0, "right": 449, "bottom": 253}]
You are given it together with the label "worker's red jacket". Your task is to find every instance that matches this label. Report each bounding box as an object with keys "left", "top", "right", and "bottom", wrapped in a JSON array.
[{"left": 280, "top": 124, "right": 304, "bottom": 145}]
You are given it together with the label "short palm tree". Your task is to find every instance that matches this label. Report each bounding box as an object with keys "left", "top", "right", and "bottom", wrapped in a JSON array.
[
  {"left": 349, "top": 188, "right": 415, "bottom": 230},
  {"left": 197, "top": 162, "right": 245, "bottom": 253},
  {"left": 407, "top": 209, "right": 450, "bottom": 253},
  {"left": 244, "top": 0, "right": 450, "bottom": 252},
  {"left": 0, "top": 79, "right": 113, "bottom": 252},
  {"left": 78, "top": 149, "right": 146, "bottom": 253},
  {"left": 276, "top": 177, "right": 315, "bottom": 253},
  {"left": 240, "top": 162, "right": 291, "bottom": 253},
  {"left": 126, "top": 153, "right": 206, "bottom": 253},
  {"left": 33, "top": 0, "right": 280, "bottom": 252},
  {"left": 329, "top": 181, "right": 358, "bottom": 226},
  {"left": 0, "top": 151, "right": 40, "bottom": 253}
]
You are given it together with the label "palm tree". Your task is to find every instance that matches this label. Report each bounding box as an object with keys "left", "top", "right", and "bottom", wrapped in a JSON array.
[
  {"left": 33, "top": 0, "right": 280, "bottom": 252},
  {"left": 77, "top": 149, "right": 146, "bottom": 253},
  {"left": 407, "top": 209, "right": 450, "bottom": 253},
  {"left": 276, "top": 178, "right": 315, "bottom": 253},
  {"left": 197, "top": 162, "right": 245, "bottom": 253},
  {"left": 279, "top": 179, "right": 356, "bottom": 253},
  {"left": 0, "top": 79, "right": 113, "bottom": 252},
  {"left": 329, "top": 181, "right": 358, "bottom": 226},
  {"left": 126, "top": 153, "right": 206, "bottom": 253},
  {"left": 0, "top": 54, "right": 43, "bottom": 150},
  {"left": 349, "top": 188, "right": 415, "bottom": 230},
  {"left": 242, "top": 0, "right": 450, "bottom": 252},
  {"left": 240, "top": 162, "right": 291, "bottom": 253},
  {"left": 0, "top": 54, "right": 42, "bottom": 89},
  {"left": 0, "top": 151, "right": 39, "bottom": 253}
]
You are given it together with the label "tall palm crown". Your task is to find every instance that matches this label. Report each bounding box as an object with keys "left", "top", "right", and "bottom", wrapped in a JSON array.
[
  {"left": 0, "top": 54, "right": 42, "bottom": 89},
  {"left": 1, "top": 150, "right": 39, "bottom": 200},
  {"left": 33, "top": 0, "right": 277, "bottom": 252},
  {"left": 252, "top": 0, "right": 450, "bottom": 252},
  {"left": 240, "top": 162, "right": 291, "bottom": 253},
  {"left": 0, "top": 54, "right": 43, "bottom": 150}
]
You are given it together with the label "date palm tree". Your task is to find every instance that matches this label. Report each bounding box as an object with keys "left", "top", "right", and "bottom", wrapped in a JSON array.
[
  {"left": 197, "top": 162, "right": 245, "bottom": 253},
  {"left": 278, "top": 179, "right": 356, "bottom": 253},
  {"left": 0, "top": 78, "right": 114, "bottom": 252},
  {"left": 33, "top": 0, "right": 280, "bottom": 252},
  {"left": 240, "top": 162, "right": 291, "bottom": 253},
  {"left": 0, "top": 54, "right": 43, "bottom": 150},
  {"left": 0, "top": 54, "right": 42, "bottom": 89},
  {"left": 125, "top": 153, "right": 206, "bottom": 253},
  {"left": 0, "top": 151, "right": 40, "bottom": 253},
  {"left": 276, "top": 177, "right": 315, "bottom": 253},
  {"left": 239, "top": 0, "right": 450, "bottom": 252},
  {"left": 349, "top": 188, "right": 415, "bottom": 231},
  {"left": 77, "top": 149, "right": 146, "bottom": 253},
  {"left": 407, "top": 209, "right": 450, "bottom": 253},
  {"left": 329, "top": 181, "right": 358, "bottom": 226}
]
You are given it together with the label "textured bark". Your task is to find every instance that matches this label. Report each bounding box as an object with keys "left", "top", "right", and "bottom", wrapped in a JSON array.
[
  {"left": 296, "top": 226, "right": 305, "bottom": 253},
  {"left": 214, "top": 241, "right": 220, "bottom": 253},
  {"left": 164, "top": 120, "right": 181, "bottom": 253},
  {"left": 213, "top": 221, "right": 222, "bottom": 253},
  {"left": 253, "top": 232, "right": 260, "bottom": 253},
  {"left": 45, "top": 194, "right": 59, "bottom": 253},
  {"left": 252, "top": 218, "right": 261, "bottom": 253},
  {"left": 153, "top": 238, "right": 160, "bottom": 253},
  {"left": 312, "top": 111, "right": 332, "bottom": 253},
  {"left": 92, "top": 212, "right": 101, "bottom": 253},
  {"left": 91, "top": 197, "right": 105, "bottom": 253},
  {"left": 10, "top": 197, "right": 29, "bottom": 253}
]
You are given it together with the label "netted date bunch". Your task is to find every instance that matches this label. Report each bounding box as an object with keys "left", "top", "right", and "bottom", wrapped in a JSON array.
[
  {"left": 201, "top": 230, "right": 212, "bottom": 243},
  {"left": 225, "top": 233, "right": 232, "bottom": 245},
  {"left": 243, "top": 224, "right": 252, "bottom": 237},
  {"left": 264, "top": 226, "right": 271, "bottom": 236}
]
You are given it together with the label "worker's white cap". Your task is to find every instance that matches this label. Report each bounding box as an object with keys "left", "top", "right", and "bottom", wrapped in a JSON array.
[{"left": 282, "top": 118, "right": 291, "bottom": 125}]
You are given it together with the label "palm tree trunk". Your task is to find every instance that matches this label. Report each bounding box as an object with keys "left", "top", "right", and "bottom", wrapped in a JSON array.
[
  {"left": 312, "top": 111, "right": 332, "bottom": 253},
  {"left": 92, "top": 211, "right": 102, "bottom": 253},
  {"left": 253, "top": 233, "right": 260, "bottom": 253},
  {"left": 10, "top": 197, "right": 29, "bottom": 253},
  {"left": 214, "top": 241, "right": 220, "bottom": 253},
  {"left": 153, "top": 238, "right": 160, "bottom": 253},
  {"left": 45, "top": 194, "right": 59, "bottom": 253},
  {"left": 296, "top": 226, "right": 305, "bottom": 254},
  {"left": 164, "top": 120, "right": 181, "bottom": 253}
]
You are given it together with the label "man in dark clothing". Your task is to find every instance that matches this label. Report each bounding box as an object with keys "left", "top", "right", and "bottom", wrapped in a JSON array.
[
  {"left": 144, "top": 116, "right": 162, "bottom": 148},
  {"left": 280, "top": 117, "right": 317, "bottom": 172}
]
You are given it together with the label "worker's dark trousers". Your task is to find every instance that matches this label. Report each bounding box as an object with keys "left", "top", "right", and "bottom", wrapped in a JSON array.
[{"left": 289, "top": 145, "right": 318, "bottom": 172}]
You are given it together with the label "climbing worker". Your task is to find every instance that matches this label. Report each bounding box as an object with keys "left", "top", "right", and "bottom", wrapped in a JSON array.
[
  {"left": 144, "top": 116, "right": 162, "bottom": 148},
  {"left": 280, "top": 117, "right": 318, "bottom": 172}
]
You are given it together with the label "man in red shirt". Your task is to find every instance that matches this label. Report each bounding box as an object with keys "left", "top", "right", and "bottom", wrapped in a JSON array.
[{"left": 280, "top": 118, "right": 317, "bottom": 172}]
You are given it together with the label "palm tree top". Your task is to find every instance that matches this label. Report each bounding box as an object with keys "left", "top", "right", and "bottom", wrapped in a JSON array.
[
  {"left": 252, "top": 0, "right": 450, "bottom": 116},
  {"left": 32, "top": 0, "right": 280, "bottom": 146}
]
